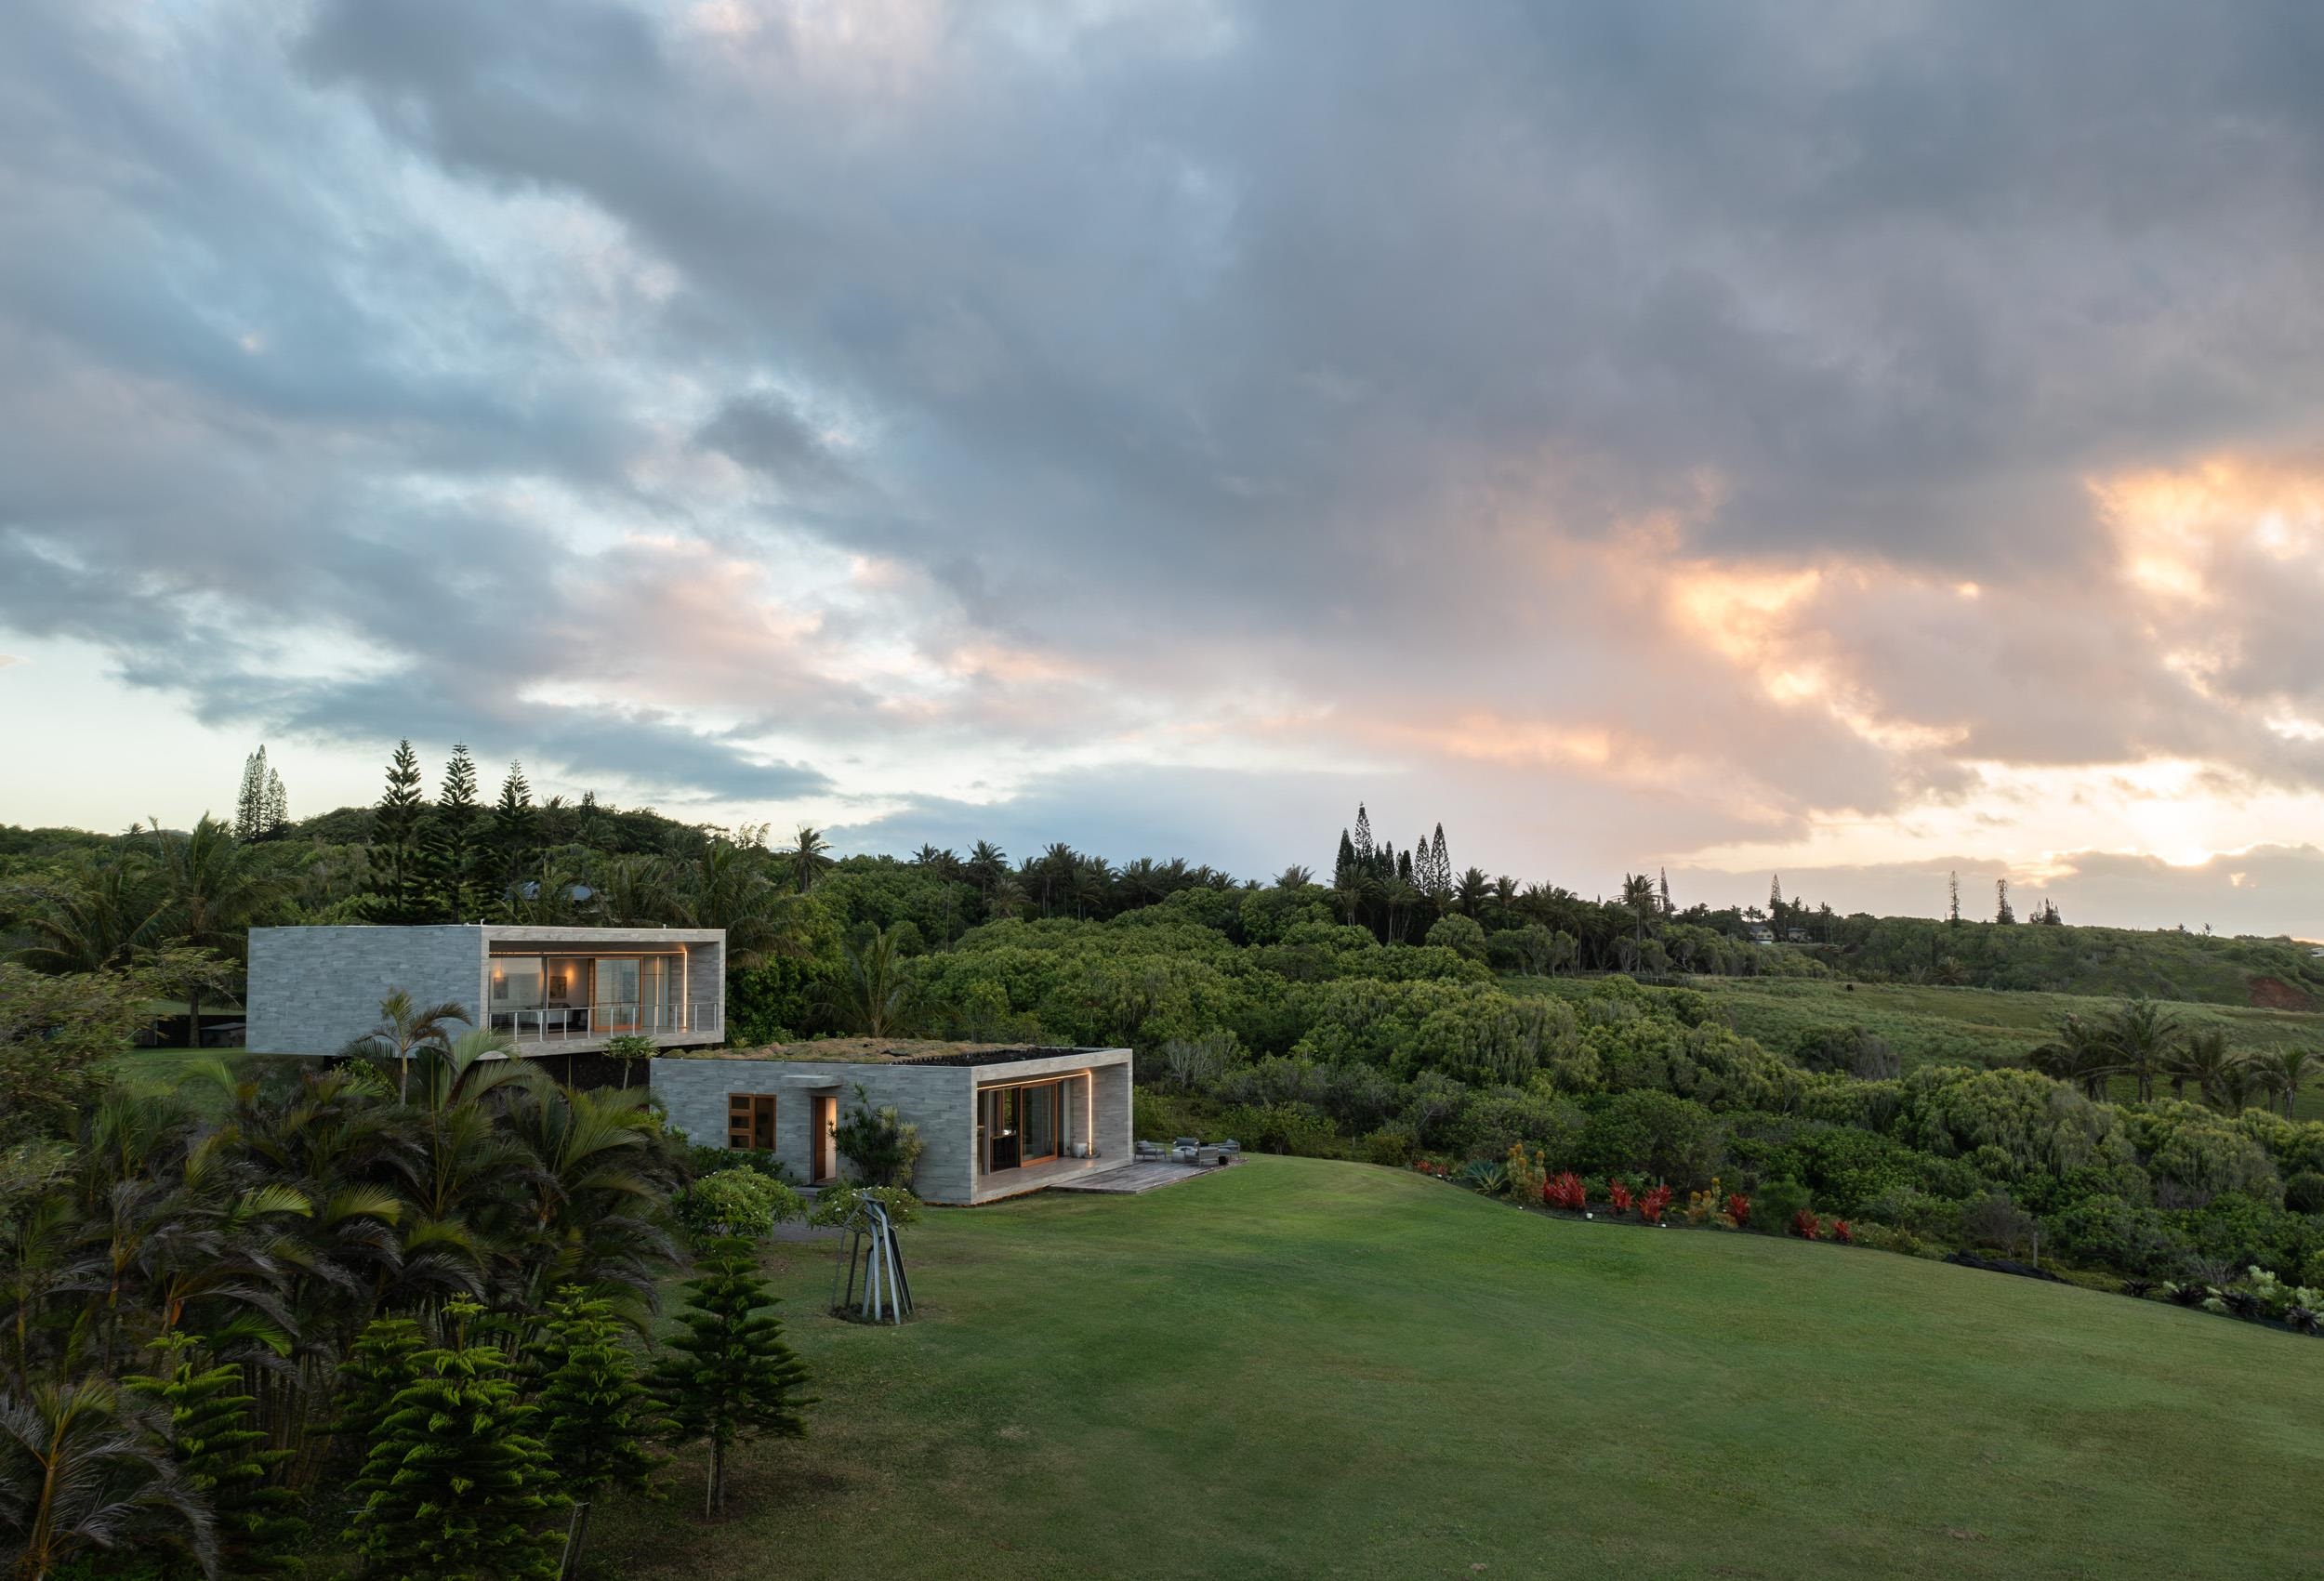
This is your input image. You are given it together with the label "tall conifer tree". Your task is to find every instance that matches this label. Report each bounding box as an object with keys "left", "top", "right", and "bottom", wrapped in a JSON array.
[
  {"left": 1352, "top": 804, "right": 1373, "bottom": 863},
  {"left": 420, "top": 744, "right": 485, "bottom": 922},
  {"left": 490, "top": 761, "right": 540, "bottom": 912},
  {"left": 232, "top": 746, "right": 270, "bottom": 841},
  {"left": 361, "top": 742, "right": 432, "bottom": 924}
]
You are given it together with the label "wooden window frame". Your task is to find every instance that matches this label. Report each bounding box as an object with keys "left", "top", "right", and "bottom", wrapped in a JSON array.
[{"left": 728, "top": 1092, "right": 777, "bottom": 1152}]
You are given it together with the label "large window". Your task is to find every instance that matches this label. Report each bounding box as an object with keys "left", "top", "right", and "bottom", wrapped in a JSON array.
[
  {"left": 487, "top": 948, "right": 687, "bottom": 1036},
  {"left": 979, "top": 1079, "right": 1063, "bottom": 1173}
]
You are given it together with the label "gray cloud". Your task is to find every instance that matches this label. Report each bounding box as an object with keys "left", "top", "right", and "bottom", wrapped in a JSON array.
[{"left": 5, "top": 1, "right": 2324, "bottom": 924}]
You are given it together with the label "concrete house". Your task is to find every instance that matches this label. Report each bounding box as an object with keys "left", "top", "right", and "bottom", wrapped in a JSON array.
[
  {"left": 245, "top": 925, "right": 726, "bottom": 1057},
  {"left": 652, "top": 1044, "right": 1134, "bottom": 1206}
]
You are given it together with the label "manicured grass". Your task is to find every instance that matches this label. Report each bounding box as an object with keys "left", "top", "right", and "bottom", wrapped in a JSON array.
[{"left": 592, "top": 1157, "right": 2324, "bottom": 1581}]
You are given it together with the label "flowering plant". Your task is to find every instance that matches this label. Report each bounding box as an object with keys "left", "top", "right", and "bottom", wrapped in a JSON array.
[
  {"left": 1607, "top": 1179, "right": 1633, "bottom": 1214},
  {"left": 1830, "top": 1219, "right": 1854, "bottom": 1245},
  {"left": 1637, "top": 1184, "right": 1673, "bottom": 1226},
  {"left": 1791, "top": 1209, "right": 1821, "bottom": 1240},
  {"left": 1542, "top": 1172, "right": 1587, "bottom": 1212},
  {"left": 1724, "top": 1192, "right": 1751, "bottom": 1229}
]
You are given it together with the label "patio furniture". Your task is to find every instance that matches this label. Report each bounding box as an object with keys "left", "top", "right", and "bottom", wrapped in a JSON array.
[{"left": 1170, "top": 1135, "right": 1200, "bottom": 1163}]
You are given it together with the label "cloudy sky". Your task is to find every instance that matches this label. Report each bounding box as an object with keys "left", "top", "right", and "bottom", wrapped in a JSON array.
[{"left": 5, "top": 1, "right": 2324, "bottom": 935}]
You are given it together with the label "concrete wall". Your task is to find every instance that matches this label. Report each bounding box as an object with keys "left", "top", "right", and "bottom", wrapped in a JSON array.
[
  {"left": 654, "top": 1048, "right": 1136, "bottom": 1205},
  {"left": 247, "top": 926, "right": 729, "bottom": 1057},
  {"left": 246, "top": 927, "right": 484, "bottom": 1055}
]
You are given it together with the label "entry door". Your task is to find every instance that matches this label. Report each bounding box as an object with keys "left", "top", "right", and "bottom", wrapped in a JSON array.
[{"left": 812, "top": 1095, "right": 838, "bottom": 1184}]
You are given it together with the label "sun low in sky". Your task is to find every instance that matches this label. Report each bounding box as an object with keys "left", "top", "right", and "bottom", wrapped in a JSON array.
[{"left": 2, "top": 1, "right": 2321, "bottom": 936}]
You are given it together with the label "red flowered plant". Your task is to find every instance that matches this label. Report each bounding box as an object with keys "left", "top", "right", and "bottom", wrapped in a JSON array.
[
  {"left": 1543, "top": 1172, "right": 1587, "bottom": 1212},
  {"left": 1791, "top": 1209, "right": 1821, "bottom": 1240},
  {"left": 1409, "top": 1159, "right": 1449, "bottom": 1179},
  {"left": 1830, "top": 1219, "right": 1854, "bottom": 1245},
  {"left": 1637, "top": 1184, "right": 1673, "bottom": 1226},
  {"left": 1725, "top": 1192, "right": 1750, "bottom": 1228},
  {"left": 1606, "top": 1179, "right": 1633, "bottom": 1214}
]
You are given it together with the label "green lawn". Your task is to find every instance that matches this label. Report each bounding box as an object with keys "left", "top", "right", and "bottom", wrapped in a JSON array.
[{"left": 593, "top": 1156, "right": 2324, "bottom": 1581}]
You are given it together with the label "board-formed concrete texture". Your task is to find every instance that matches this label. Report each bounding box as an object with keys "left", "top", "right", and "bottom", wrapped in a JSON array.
[
  {"left": 652, "top": 1046, "right": 1134, "bottom": 1206},
  {"left": 244, "top": 925, "right": 725, "bottom": 1056}
]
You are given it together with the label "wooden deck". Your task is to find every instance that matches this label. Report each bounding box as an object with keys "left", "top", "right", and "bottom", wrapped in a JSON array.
[{"left": 1049, "top": 1158, "right": 1238, "bottom": 1194}]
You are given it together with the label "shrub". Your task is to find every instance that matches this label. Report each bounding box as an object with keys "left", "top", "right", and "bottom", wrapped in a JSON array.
[
  {"left": 1543, "top": 1172, "right": 1587, "bottom": 1212},
  {"left": 1792, "top": 1210, "right": 1822, "bottom": 1240},
  {"left": 1830, "top": 1219, "right": 1854, "bottom": 1244},
  {"left": 1361, "top": 1126, "right": 1417, "bottom": 1166},
  {"left": 690, "top": 1145, "right": 797, "bottom": 1184},
  {"left": 1724, "top": 1192, "right": 1751, "bottom": 1229},
  {"left": 1961, "top": 1192, "right": 2036, "bottom": 1256},
  {"left": 1638, "top": 1184, "right": 1673, "bottom": 1226},
  {"left": 1217, "top": 1101, "right": 1340, "bottom": 1157},
  {"left": 808, "top": 1182, "right": 920, "bottom": 1228},
  {"left": 1849, "top": 1222, "right": 1931, "bottom": 1258},
  {"left": 1750, "top": 1179, "right": 1811, "bottom": 1235},
  {"left": 674, "top": 1170, "right": 806, "bottom": 1243},
  {"left": 1503, "top": 1144, "right": 1547, "bottom": 1205},
  {"left": 1580, "top": 1090, "right": 1723, "bottom": 1189},
  {"left": 1606, "top": 1179, "right": 1634, "bottom": 1215},
  {"left": 831, "top": 1087, "right": 926, "bottom": 1189},
  {"left": 2285, "top": 1169, "right": 2324, "bottom": 1215},
  {"left": 2043, "top": 1194, "right": 2178, "bottom": 1277}
]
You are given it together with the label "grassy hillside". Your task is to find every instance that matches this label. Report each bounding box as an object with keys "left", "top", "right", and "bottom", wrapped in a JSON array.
[
  {"left": 1805, "top": 916, "right": 2324, "bottom": 1006},
  {"left": 1507, "top": 974, "right": 2324, "bottom": 1121},
  {"left": 593, "top": 1157, "right": 2324, "bottom": 1581}
]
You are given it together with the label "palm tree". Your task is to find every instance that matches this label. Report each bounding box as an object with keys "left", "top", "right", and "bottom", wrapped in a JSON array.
[
  {"left": 142, "top": 814, "right": 292, "bottom": 1043},
  {"left": 592, "top": 853, "right": 671, "bottom": 928},
  {"left": 965, "top": 841, "right": 1008, "bottom": 896},
  {"left": 671, "top": 842, "right": 804, "bottom": 967},
  {"left": 2167, "top": 1027, "right": 2237, "bottom": 1108},
  {"left": 1273, "top": 865, "right": 1314, "bottom": 890},
  {"left": 342, "top": 990, "right": 470, "bottom": 1104},
  {"left": 1455, "top": 867, "right": 1490, "bottom": 917},
  {"left": 2103, "top": 998, "right": 2181, "bottom": 1102},
  {"left": 777, "top": 825, "right": 833, "bottom": 893},
  {"left": 0, "top": 1376, "right": 216, "bottom": 1580},
  {"left": 10, "top": 855, "right": 167, "bottom": 974},
  {"left": 2247, "top": 1048, "right": 2317, "bottom": 1120},
  {"left": 2028, "top": 1013, "right": 2121, "bottom": 1100},
  {"left": 985, "top": 876, "right": 1027, "bottom": 921},
  {"left": 1075, "top": 858, "right": 1115, "bottom": 919},
  {"left": 832, "top": 927, "right": 914, "bottom": 1037},
  {"left": 1033, "top": 843, "right": 1078, "bottom": 916},
  {"left": 1618, "top": 873, "right": 1657, "bottom": 945}
]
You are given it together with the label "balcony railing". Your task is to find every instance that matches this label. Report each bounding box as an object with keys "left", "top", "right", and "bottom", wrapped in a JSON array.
[{"left": 489, "top": 999, "right": 723, "bottom": 1043}]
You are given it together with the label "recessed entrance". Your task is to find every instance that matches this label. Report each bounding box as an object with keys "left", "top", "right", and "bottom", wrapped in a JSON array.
[{"left": 812, "top": 1094, "right": 838, "bottom": 1184}]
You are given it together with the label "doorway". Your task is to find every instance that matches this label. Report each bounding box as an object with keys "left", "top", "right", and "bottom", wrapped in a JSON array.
[
  {"left": 812, "top": 1095, "right": 838, "bottom": 1184},
  {"left": 980, "top": 1080, "right": 1063, "bottom": 1173}
]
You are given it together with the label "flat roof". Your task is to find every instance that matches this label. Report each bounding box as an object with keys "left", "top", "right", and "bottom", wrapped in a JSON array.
[{"left": 660, "top": 1037, "right": 1123, "bottom": 1066}]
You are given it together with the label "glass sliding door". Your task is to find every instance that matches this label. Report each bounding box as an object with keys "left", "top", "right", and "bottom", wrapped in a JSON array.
[
  {"left": 596, "top": 956, "right": 641, "bottom": 1032},
  {"left": 980, "top": 1080, "right": 1063, "bottom": 1173},
  {"left": 640, "top": 956, "right": 673, "bottom": 1032},
  {"left": 1022, "top": 1082, "right": 1058, "bottom": 1164}
]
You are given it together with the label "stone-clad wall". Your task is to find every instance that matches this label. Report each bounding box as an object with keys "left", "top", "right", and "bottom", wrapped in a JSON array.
[
  {"left": 246, "top": 927, "right": 483, "bottom": 1055},
  {"left": 649, "top": 1058, "right": 976, "bottom": 1201},
  {"left": 652, "top": 1048, "right": 1135, "bottom": 1206}
]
